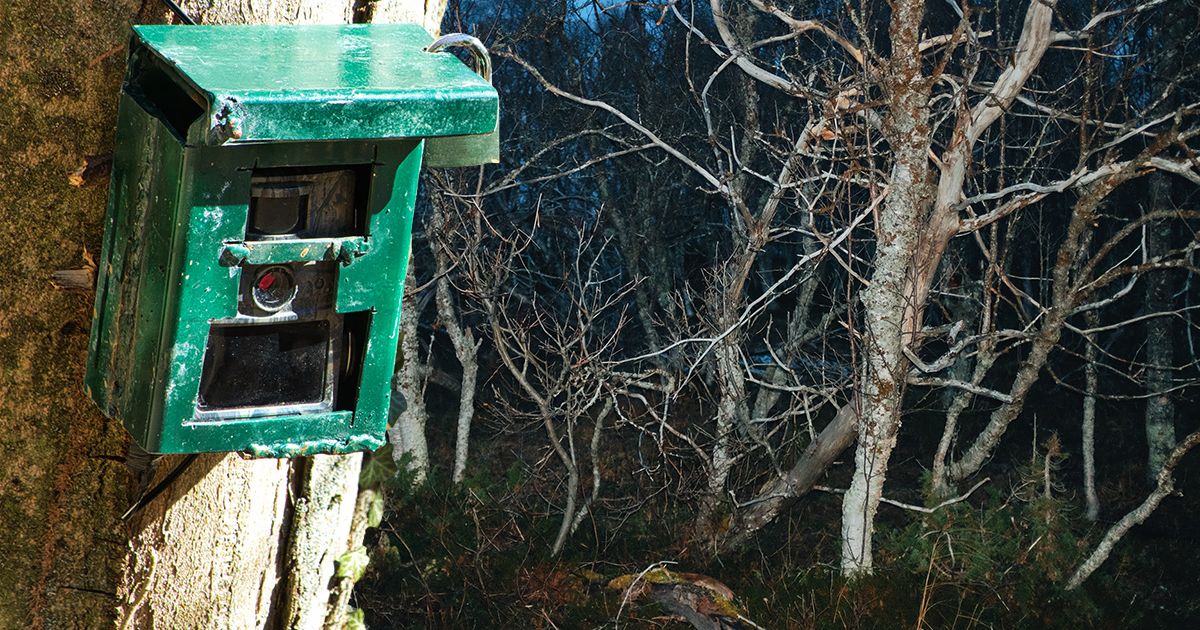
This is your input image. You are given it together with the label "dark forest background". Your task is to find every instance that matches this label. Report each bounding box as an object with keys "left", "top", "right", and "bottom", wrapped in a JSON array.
[{"left": 354, "top": 1, "right": 1200, "bottom": 627}]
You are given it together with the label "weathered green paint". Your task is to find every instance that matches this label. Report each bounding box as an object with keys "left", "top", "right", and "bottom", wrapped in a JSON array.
[
  {"left": 87, "top": 24, "right": 499, "bottom": 455},
  {"left": 221, "top": 237, "right": 370, "bottom": 266},
  {"left": 131, "top": 24, "right": 498, "bottom": 145}
]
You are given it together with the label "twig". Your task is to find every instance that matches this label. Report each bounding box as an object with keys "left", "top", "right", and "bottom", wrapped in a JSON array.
[
  {"left": 813, "top": 478, "right": 990, "bottom": 514},
  {"left": 614, "top": 561, "right": 677, "bottom": 628},
  {"left": 907, "top": 376, "right": 1015, "bottom": 403}
]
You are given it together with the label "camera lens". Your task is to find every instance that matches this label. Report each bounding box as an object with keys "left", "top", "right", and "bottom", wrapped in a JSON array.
[
  {"left": 249, "top": 182, "right": 311, "bottom": 237},
  {"left": 252, "top": 266, "right": 297, "bottom": 311}
]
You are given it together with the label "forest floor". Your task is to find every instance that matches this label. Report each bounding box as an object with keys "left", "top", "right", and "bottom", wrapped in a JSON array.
[{"left": 357, "top": 402, "right": 1200, "bottom": 629}]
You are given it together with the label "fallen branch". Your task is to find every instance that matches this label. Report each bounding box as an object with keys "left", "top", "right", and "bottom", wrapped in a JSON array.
[{"left": 718, "top": 401, "right": 858, "bottom": 552}]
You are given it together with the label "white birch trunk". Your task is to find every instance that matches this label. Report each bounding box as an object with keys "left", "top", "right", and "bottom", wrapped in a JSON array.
[
  {"left": 839, "top": 0, "right": 930, "bottom": 574},
  {"left": 696, "top": 332, "right": 748, "bottom": 537},
  {"left": 840, "top": 197, "right": 913, "bottom": 574},
  {"left": 387, "top": 265, "right": 431, "bottom": 483},
  {"left": 429, "top": 198, "right": 481, "bottom": 484},
  {"left": 436, "top": 271, "right": 480, "bottom": 484}
]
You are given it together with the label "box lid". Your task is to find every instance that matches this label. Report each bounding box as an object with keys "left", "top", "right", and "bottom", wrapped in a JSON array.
[{"left": 129, "top": 24, "right": 498, "bottom": 147}]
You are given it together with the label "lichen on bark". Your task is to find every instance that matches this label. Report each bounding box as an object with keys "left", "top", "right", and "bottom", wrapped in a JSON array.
[{"left": 0, "top": 1, "right": 150, "bottom": 626}]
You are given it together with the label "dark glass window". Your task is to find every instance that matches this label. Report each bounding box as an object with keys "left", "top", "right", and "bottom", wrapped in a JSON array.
[
  {"left": 246, "top": 166, "right": 371, "bottom": 240},
  {"left": 198, "top": 321, "right": 329, "bottom": 410},
  {"left": 248, "top": 182, "right": 310, "bottom": 238}
]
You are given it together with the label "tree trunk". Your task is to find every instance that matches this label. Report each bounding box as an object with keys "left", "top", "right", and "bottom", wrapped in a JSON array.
[
  {"left": 1139, "top": 0, "right": 1185, "bottom": 484},
  {"left": 1083, "top": 311, "right": 1100, "bottom": 521},
  {"left": 438, "top": 269, "right": 479, "bottom": 484},
  {"left": 931, "top": 351, "right": 996, "bottom": 498},
  {"left": 839, "top": 188, "right": 915, "bottom": 575},
  {"left": 1144, "top": 172, "right": 1176, "bottom": 480},
  {"left": 696, "top": 331, "right": 748, "bottom": 539},
  {"left": 839, "top": 0, "right": 931, "bottom": 576},
  {"left": 388, "top": 265, "right": 432, "bottom": 483},
  {"left": 113, "top": 2, "right": 443, "bottom": 628},
  {"left": 841, "top": 259, "right": 910, "bottom": 575},
  {"left": 180, "top": 1, "right": 353, "bottom": 23},
  {"left": 371, "top": 0, "right": 449, "bottom": 35},
  {"left": 721, "top": 402, "right": 858, "bottom": 551},
  {"left": 429, "top": 194, "right": 481, "bottom": 484},
  {"left": 117, "top": 453, "right": 362, "bottom": 629},
  {"left": 0, "top": 1, "right": 153, "bottom": 626}
]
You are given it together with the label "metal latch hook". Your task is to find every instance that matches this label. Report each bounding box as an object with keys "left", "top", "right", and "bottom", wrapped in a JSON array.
[{"left": 425, "top": 33, "right": 492, "bottom": 84}]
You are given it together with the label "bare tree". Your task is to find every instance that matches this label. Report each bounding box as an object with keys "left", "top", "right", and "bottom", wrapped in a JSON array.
[
  {"left": 430, "top": 188, "right": 485, "bottom": 484},
  {"left": 497, "top": 0, "right": 1200, "bottom": 576},
  {"left": 472, "top": 205, "right": 635, "bottom": 554}
]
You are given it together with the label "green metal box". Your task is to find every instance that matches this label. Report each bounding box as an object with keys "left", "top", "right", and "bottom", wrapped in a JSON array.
[{"left": 86, "top": 24, "right": 498, "bottom": 456}]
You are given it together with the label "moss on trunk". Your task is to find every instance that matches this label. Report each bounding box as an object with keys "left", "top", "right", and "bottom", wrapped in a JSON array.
[{"left": 0, "top": 1, "right": 157, "bottom": 627}]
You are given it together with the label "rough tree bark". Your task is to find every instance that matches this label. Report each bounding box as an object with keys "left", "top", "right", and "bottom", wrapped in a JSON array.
[
  {"left": 372, "top": 0, "right": 448, "bottom": 34},
  {"left": 696, "top": 330, "right": 750, "bottom": 538},
  {"left": 388, "top": 265, "right": 432, "bottom": 483},
  {"left": 117, "top": 454, "right": 362, "bottom": 629},
  {"left": 839, "top": 0, "right": 931, "bottom": 576},
  {"left": 111, "top": 1, "right": 445, "bottom": 628},
  {"left": 840, "top": 0, "right": 1056, "bottom": 574},
  {"left": 0, "top": 1, "right": 148, "bottom": 626},
  {"left": 178, "top": 1, "right": 353, "bottom": 23},
  {"left": 1144, "top": 173, "right": 1176, "bottom": 480},
  {"left": 1083, "top": 311, "right": 1100, "bottom": 521}
]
